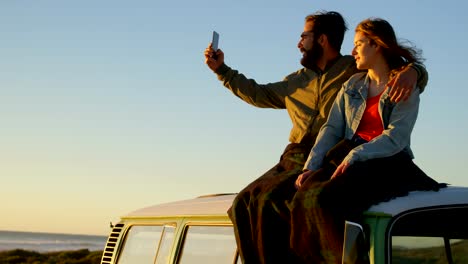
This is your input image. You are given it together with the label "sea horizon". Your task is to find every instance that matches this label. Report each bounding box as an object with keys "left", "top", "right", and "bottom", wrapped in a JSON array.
[
  {"left": 0, "top": 230, "right": 107, "bottom": 253},
  {"left": 0, "top": 228, "right": 107, "bottom": 237}
]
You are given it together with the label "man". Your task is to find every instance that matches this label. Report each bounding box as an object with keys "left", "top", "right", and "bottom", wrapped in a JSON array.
[{"left": 204, "top": 11, "right": 427, "bottom": 264}]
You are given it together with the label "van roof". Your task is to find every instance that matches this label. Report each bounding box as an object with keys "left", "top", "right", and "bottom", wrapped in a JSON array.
[
  {"left": 367, "top": 185, "right": 468, "bottom": 215},
  {"left": 125, "top": 193, "right": 236, "bottom": 218},
  {"left": 124, "top": 186, "right": 468, "bottom": 219}
]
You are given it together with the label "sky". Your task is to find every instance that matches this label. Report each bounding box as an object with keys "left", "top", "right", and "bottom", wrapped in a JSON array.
[{"left": 1, "top": 0, "right": 467, "bottom": 236}]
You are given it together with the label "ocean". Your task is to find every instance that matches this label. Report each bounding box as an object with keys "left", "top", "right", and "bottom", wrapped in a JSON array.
[{"left": 0, "top": 230, "right": 107, "bottom": 252}]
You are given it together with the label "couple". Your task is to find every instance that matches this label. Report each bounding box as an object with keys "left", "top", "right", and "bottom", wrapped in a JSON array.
[{"left": 205, "top": 11, "right": 442, "bottom": 264}]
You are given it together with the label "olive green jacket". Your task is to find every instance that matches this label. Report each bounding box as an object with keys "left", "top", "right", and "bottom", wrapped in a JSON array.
[{"left": 215, "top": 55, "right": 427, "bottom": 145}]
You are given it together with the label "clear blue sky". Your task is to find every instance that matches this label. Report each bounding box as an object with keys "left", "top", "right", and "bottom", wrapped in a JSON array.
[{"left": 1, "top": 0, "right": 467, "bottom": 236}]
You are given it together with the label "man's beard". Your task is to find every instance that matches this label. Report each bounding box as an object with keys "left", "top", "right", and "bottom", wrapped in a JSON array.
[{"left": 300, "top": 42, "right": 323, "bottom": 69}]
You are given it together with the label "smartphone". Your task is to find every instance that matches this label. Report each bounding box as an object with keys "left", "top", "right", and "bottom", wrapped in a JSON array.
[{"left": 212, "top": 31, "right": 219, "bottom": 51}]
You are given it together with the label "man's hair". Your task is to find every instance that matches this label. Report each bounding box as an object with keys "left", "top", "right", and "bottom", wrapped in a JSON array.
[{"left": 305, "top": 11, "right": 348, "bottom": 52}]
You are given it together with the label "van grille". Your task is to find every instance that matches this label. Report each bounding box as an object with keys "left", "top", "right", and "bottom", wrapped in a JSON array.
[{"left": 100, "top": 223, "right": 125, "bottom": 264}]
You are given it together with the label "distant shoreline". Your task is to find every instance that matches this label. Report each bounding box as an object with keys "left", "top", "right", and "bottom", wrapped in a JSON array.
[
  {"left": 0, "top": 248, "right": 103, "bottom": 264},
  {"left": 0, "top": 230, "right": 107, "bottom": 253}
]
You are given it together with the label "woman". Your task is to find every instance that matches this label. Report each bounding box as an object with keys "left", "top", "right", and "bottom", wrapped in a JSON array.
[{"left": 288, "top": 18, "right": 442, "bottom": 264}]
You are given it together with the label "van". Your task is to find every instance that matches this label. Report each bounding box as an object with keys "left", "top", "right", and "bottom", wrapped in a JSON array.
[{"left": 100, "top": 186, "right": 468, "bottom": 264}]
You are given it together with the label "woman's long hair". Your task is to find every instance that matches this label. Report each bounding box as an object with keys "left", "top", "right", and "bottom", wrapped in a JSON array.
[{"left": 355, "top": 18, "right": 424, "bottom": 76}]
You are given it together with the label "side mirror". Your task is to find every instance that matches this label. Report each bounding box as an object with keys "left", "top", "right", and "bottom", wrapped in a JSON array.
[{"left": 342, "top": 221, "right": 369, "bottom": 264}]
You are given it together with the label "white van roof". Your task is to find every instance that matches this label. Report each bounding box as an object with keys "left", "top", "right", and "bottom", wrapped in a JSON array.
[
  {"left": 125, "top": 193, "right": 236, "bottom": 218},
  {"left": 367, "top": 185, "right": 468, "bottom": 215},
  {"left": 124, "top": 186, "right": 468, "bottom": 219}
]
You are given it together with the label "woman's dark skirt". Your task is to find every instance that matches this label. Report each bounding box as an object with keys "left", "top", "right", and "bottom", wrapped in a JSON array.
[{"left": 288, "top": 139, "right": 442, "bottom": 264}]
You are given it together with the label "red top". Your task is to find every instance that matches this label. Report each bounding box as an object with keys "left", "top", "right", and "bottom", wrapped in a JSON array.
[{"left": 355, "top": 92, "right": 384, "bottom": 141}]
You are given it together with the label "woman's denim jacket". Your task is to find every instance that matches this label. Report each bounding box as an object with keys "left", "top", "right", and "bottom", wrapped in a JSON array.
[{"left": 304, "top": 72, "right": 420, "bottom": 171}]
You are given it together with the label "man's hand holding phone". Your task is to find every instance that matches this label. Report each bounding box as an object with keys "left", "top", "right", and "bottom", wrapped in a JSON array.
[{"left": 204, "top": 31, "right": 224, "bottom": 72}]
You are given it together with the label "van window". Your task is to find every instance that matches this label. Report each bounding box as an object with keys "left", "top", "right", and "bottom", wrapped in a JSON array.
[
  {"left": 155, "top": 225, "right": 176, "bottom": 264},
  {"left": 392, "top": 237, "right": 467, "bottom": 262},
  {"left": 389, "top": 207, "right": 468, "bottom": 263},
  {"left": 117, "top": 225, "right": 164, "bottom": 264},
  {"left": 177, "top": 225, "right": 237, "bottom": 264}
]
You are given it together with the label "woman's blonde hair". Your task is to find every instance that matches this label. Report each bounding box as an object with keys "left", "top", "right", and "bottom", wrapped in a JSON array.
[{"left": 355, "top": 18, "right": 424, "bottom": 75}]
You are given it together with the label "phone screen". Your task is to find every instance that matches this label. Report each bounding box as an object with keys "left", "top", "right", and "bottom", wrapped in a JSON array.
[{"left": 212, "top": 31, "right": 219, "bottom": 51}]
